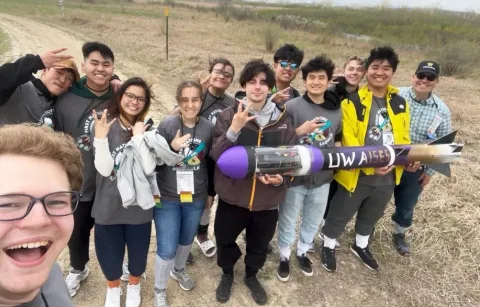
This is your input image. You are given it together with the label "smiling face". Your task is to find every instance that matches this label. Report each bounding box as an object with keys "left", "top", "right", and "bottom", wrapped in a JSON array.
[
  {"left": 82, "top": 51, "right": 114, "bottom": 89},
  {"left": 274, "top": 60, "right": 300, "bottom": 84},
  {"left": 211, "top": 63, "right": 234, "bottom": 91},
  {"left": 179, "top": 87, "right": 202, "bottom": 122},
  {"left": 244, "top": 72, "right": 270, "bottom": 105},
  {"left": 366, "top": 59, "right": 394, "bottom": 92},
  {"left": 412, "top": 72, "right": 439, "bottom": 97},
  {"left": 120, "top": 85, "right": 147, "bottom": 122},
  {"left": 304, "top": 71, "right": 329, "bottom": 97},
  {"left": 0, "top": 155, "right": 73, "bottom": 300},
  {"left": 344, "top": 59, "right": 366, "bottom": 87},
  {"left": 41, "top": 68, "right": 75, "bottom": 96}
]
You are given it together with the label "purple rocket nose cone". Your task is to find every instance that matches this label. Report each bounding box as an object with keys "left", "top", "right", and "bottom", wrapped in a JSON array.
[
  {"left": 217, "top": 146, "right": 249, "bottom": 179},
  {"left": 308, "top": 145, "right": 324, "bottom": 173}
]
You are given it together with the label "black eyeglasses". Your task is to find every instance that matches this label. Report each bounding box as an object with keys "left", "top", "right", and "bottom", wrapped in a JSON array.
[
  {"left": 416, "top": 73, "right": 436, "bottom": 81},
  {"left": 0, "top": 191, "right": 82, "bottom": 222},
  {"left": 278, "top": 61, "right": 299, "bottom": 70},
  {"left": 124, "top": 92, "right": 147, "bottom": 104},
  {"left": 212, "top": 69, "right": 233, "bottom": 79}
]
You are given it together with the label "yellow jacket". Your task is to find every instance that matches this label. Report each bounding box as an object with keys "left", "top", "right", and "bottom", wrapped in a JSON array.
[{"left": 334, "top": 84, "right": 411, "bottom": 193}]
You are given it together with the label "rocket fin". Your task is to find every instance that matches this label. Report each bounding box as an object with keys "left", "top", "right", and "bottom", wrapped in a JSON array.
[
  {"left": 424, "top": 163, "right": 451, "bottom": 177},
  {"left": 427, "top": 130, "right": 458, "bottom": 145}
]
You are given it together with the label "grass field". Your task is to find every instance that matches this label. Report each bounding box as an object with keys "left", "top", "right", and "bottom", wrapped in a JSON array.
[
  {"left": 0, "top": 27, "right": 9, "bottom": 56},
  {"left": 0, "top": 1, "right": 479, "bottom": 306}
]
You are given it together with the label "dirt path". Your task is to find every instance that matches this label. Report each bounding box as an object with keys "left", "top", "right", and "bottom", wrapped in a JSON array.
[{"left": 0, "top": 13, "right": 173, "bottom": 120}]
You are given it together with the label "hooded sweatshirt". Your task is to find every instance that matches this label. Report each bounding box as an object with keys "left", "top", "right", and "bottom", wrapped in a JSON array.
[
  {"left": 285, "top": 91, "right": 342, "bottom": 188},
  {"left": 0, "top": 54, "right": 55, "bottom": 127},
  {"left": 54, "top": 77, "right": 114, "bottom": 202}
]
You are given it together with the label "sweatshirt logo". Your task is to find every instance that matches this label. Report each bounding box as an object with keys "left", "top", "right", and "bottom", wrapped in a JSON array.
[
  {"left": 368, "top": 108, "right": 392, "bottom": 142},
  {"left": 39, "top": 108, "right": 54, "bottom": 128},
  {"left": 299, "top": 117, "right": 333, "bottom": 147},
  {"left": 76, "top": 110, "right": 104, "bottom": 152},
  {"left": 207, "top": 109, "right": 222, "bottom": 125},
  {"left": 109, "top": 144, "right": 126, "bottom": 181},
  {"left": 173, "top": 138, "right": 205, "bottom": 171}
]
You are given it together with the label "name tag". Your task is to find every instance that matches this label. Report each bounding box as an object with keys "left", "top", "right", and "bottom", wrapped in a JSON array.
[
  {"left": 427, "top": 114, "right": 443, "bottom": 138},
  {"left": 177, "top": 170, "right": 194, "bottom": 203},
  {"left": 383, "top": 131, "right": 394, "bottom": 145}
]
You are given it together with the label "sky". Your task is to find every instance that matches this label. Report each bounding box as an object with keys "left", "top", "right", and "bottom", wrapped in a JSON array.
[{"left": 247, "top": 0, "right": 480, "bottom": 12}]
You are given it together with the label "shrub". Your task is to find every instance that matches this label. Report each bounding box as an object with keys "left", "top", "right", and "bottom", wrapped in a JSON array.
[
  {"left": 263, "top": 26, "right": 279, "bottom": 52},
  {"left": 429, "top": 41, "right": 479, "bottom": 77}
]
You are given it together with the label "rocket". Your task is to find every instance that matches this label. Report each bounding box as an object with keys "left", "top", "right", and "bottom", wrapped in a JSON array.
[{"left": 216, "top": 131, "right": 464, "bottom": 180}]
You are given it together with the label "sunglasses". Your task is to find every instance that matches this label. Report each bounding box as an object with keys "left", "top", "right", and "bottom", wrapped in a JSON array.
[
  {"left": 416, "top": 73, "right": 436, "bottom": 81},
  {"left": 278, "top": 61, "right": 299, "bottom": 70}
]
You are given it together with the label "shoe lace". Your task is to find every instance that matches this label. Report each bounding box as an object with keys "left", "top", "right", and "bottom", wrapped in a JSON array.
[
  {"left": 176, "top": 269, "right": 190, "bottom": 282},
  {"left": 128, "top": 284, "right": 141, "bottom": 295},
  {"left": 66, "top": 272, "right": 80, "bottom": 287},
  {"left": 299, "top": 254, "right": 312, "bottom": 266},
  {"left": 155, "top": 290, "right": 167, "bottom": 304}
]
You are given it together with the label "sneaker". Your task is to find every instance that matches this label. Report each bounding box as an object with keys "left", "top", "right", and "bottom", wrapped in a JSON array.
[
  {"left": 296, "top": 253, "right": 313, "bottom": 277},
  {"left": 154, "top": 289, "right": 168, "bottom": 307},
  {"left": 393, "top": 233, "right": 410, "bottom": 256},
  {"left": 216, "top": 274, "right": 234, "bottom": 303},
  {"left": 65, "top": 266, "right": 90, "bottom": 297},
  {"left": 317, "top": 233, "right": 341, "bottom": 249},
  {"left": 126, "top": 283, "right": 141, "bottom": 307},
  {"left": 320, "top": 246, "right": 336, "bottom": 272},
  {"left": 170, "top": 268, "right": 195, "bottom": 291},
  {"left": 276, "top": 259, "right": 290, "bottom": 282},
  {"left": 105, "top": 286, "right": 122, "bottom": 307},
  {"left": 244, "top": 275, "right": 268, "bottom": 305},
  {"left": 120, "top": 262, "right": 147, "bottom": 282},
  {"left": 186, "top": 252, "right": 194, "bottom": 265},
  {"left": 350, "top": 243, "right": 379, "bottom": 271}
]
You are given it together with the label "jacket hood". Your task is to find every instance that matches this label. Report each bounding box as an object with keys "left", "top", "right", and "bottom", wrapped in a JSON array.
[
  {"left": 70, "top": 76, "right": 114, "bottom": 99},
  {"left": 30, "top": 76, "right": 54, "bottom": 101},
  {"left": 303, "top": 90, "right": 341, "bottom": 110}
]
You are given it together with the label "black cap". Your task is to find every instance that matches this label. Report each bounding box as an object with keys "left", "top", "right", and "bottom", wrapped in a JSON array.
[{"left": 415, "top": 60, "right": 440, "bottom": 77}]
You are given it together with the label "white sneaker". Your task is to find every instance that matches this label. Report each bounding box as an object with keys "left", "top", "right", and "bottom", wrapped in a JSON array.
[
  {"left": 65, "top": 266, "right": 90, "bottom": 297},
  {"left": 105, "top": 286, "right": 122, "bottom": 307},
  {"left": 121, "top": 261, "right": 147, "bottom": 282},
  {"left": 154, "top": 289, "right": 169, "bottom": 307},
  {"left": 126, "top": 283, "right": 141, "bottom": 307}
]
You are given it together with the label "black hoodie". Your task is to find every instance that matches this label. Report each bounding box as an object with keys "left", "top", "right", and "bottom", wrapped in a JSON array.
[{"left": 284, "top": 90, "right": 343, "bottom": 188}]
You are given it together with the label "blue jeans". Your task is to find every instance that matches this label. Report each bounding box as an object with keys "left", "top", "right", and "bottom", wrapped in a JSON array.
[
  {"left": 393, "top": 169, "right": 424, "bottom": 228},
  {"left": 278, "top": 184, "right": 330, "bottom": 249},
  {"left": 153, "top": 198, "right": 206, "bottom": 260}
]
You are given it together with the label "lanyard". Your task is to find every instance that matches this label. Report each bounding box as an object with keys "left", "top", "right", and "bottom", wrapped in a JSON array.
[
  {"left": 373, "top": 97, "right": 390, "bottom": 131},
  {"left": 179, "top": 114, "right": 199, "bottom": 162}
]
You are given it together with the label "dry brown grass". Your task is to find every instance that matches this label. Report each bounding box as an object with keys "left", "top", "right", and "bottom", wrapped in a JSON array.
[{"left": 1, "top": 1, "right": 479, "bottom": 306}]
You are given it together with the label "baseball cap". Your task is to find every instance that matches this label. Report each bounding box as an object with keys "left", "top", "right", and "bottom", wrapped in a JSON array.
[
  {"left": 54, "top": 59, "right": 80, "bottom": 81},
  {"left": 415, "top": 60, "right": 440, "bottom": 78}
]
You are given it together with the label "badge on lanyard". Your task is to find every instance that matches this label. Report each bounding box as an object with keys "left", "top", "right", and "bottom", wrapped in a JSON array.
[
  {"left": 177, "top": 170, "right": 194, "bottom": 203},
  {"left": 382, "top": 131, "right": 394, "bottom": 145},
  {"left": 427, "top": 113, "right": 443, "bottom": 139}
]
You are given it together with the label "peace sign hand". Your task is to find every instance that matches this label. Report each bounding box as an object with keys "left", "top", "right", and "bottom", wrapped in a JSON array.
[
  {"left": 230, "top": 100, "right": 257, "bottom": 134},
  {"left": 270, "top": 87, "right": 291, "bottom": 104},
  {"left": 171, "top": 130, "right": 191, "bottom": 152},
  {"left": 199, "top": 73, "right": 213, "bottom": 92},
  {"left": 93, "top": 109, "right": 116, "bottom": 139},
  {"left": 39, "top": 48, "right": 73, "bottom": 68}
]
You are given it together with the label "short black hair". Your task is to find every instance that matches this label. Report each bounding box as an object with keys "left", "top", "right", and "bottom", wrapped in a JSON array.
[
  {"left": 239, "top": 59, "right": 276, "bottom": 90},
  {"left": 301, "top": 55, "right": 336, "bottom": 81},
  {"left": 209, "top": 57, "right": 235, "bottom": 77},
  {"left": 365, "top": 46, "right": 399, "bottom": 72},
  {"left": 82, "top": 41, "right": 115, "bottom": 63},
  {"left": 273, "top": 44, "right": 304, "bottom": 66}
]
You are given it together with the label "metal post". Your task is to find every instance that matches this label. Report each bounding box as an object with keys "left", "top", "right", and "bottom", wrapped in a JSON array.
[
  {"left": 59, "top": 0, "right": 64, "bottom": 17},
  {"left": 165, "top": 7, "right": 169, "bottom": 60}
]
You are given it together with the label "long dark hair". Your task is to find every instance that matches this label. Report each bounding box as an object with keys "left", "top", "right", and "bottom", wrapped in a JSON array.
[{"left": 108, "top": 77, "right": 152, "bottom": 126}]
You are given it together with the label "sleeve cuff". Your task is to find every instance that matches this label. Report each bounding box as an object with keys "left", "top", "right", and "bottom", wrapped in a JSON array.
[{"left": 226, "top": 128, "right": 240, "bottom": 143}]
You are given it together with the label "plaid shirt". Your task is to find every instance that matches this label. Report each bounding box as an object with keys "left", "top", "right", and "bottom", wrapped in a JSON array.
[{"left": 398, "top": 87, "right": 452, "bottom": 176}]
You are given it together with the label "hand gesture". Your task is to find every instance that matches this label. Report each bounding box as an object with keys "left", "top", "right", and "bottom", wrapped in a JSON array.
[
  {"left": 270, "top": 87, "right": 290, "bottom": 104},
  {"left": 171, "top": 130, "right": 191, "bottom": 152},
  {"left": 297, "top": 117, "right": 324, "bottom": 136},
  {"left": 39, "top": 48, "right": 73, "bottom": 68},
  {"left": 374, "top": 165, "right": 395, "bottom": 176},
  {"left": 206, "top": 195, "right": 215, "bottom": 209},
  {"left": 258, "top": 174, "right": 283, "bottom": 186},
  {"left": 199, "top": 73, "right": 213, "bottom": 92},
  {"left": 230, "top": 101, "right": 257, "bottom": 133},
  {"left": 132, "top": 121, "right": 147, "bottom": 136},
  {"left": 93, "top": 109, "right": 116, "bottom": 139},
  {"left": 419, "top": 171, "right": 431, "bottom": 188},
  {"left": 330, "top": 71, "right": 344, "bottom": 85},
  {"left": 404, "top": 161, "right": 421, "bottom": 172}
]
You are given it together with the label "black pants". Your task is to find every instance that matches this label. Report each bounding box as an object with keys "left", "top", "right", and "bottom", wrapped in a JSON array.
[
  {"left": 214, "top": 199, "right": 278, "bottom": 277},
  {"left": 94, "top": 222, "right": 152, "bottom": 281},
  {"left": 322, "top": 183, "right": 394, "bottom": 239},
  {"left": 68, "top": 200, "right": 95, "bottom": 271},
  {"left": 323, "top": 179, "right": 339, "bottom": 219}
]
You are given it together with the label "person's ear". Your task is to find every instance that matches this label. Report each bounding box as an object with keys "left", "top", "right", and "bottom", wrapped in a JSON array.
[{"left": 81, "top": 62, "right": 86, "bottom": 73}]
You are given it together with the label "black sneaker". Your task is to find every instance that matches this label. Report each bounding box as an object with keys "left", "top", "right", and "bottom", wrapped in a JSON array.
[
  {"left": 393, "top": 233, "right": 410, "bottom": 256},
  {"left": 276, "top": 259, "right": 290, "bottom": 282},
  {"left": 350, "top": 243, "right": 379, "bottom": 271},
  {"left": 320, "top": 246, "right": 336, "bottom": 272},
  {"left": 216, "top": 274, "right": 234, "bottom": 303},
  {"left": 244, "top": 275, "right": 268, "bottom": 305},
  {"left": 186, "top": 252, "right": 194, "bottom": 264},
  {"left": 296, "top": 253, "right": 313, "bottom": 277}
]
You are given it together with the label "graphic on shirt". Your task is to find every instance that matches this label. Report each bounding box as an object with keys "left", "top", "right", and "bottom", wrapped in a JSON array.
[
  {"left": 368, "top": 108, "right": 392, "bottom": 142},
  {"left": 299, "top": 117, "right": 333, "bottom": 147},
  {"left": 207, "top": 109, "right": 222, "bottom": 125},
  {"left": 39, "top": 108, "right": 54, "bottom": 128},
  {"left": 173, "top": 137, "right": 205, "bottom": 171},
  {"left": 76, "top": 110, "right": 104, "bottom": 152},
  {"left": 109, "top": 144, "right": 126, "bottom": 181}
]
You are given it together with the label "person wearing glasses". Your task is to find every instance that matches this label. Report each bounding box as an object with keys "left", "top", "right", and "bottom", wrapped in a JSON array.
[
  {"left": 392, "top": 61, "right": 452, "bottom": 256},
  {"left": 0, "top": 123, "right": 83, "bottom": 307}
]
